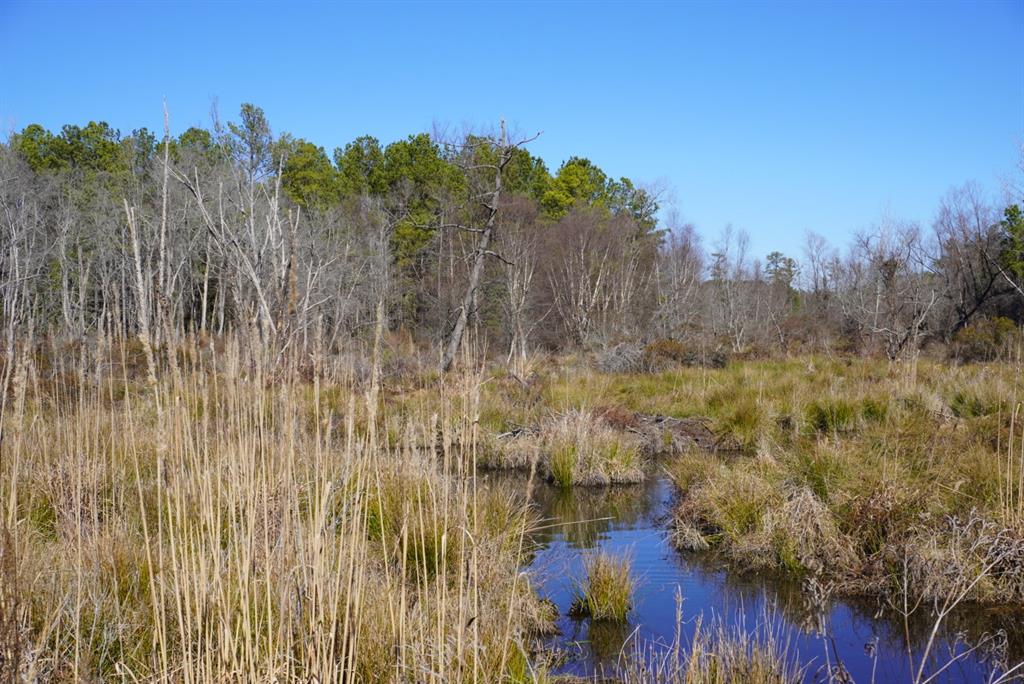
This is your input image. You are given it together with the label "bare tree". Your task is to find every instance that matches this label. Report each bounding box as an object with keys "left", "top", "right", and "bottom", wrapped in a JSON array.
[
  {"left": 439, "top": 121, "right": 539, "bottom": 372},
  {"left": 794, "top": 231, "right": 843, "bottom": 351},
  {"left": 548, "top": 209, "right": 654, "bottom": 348},
  {"left": 838, "top": 218, "right": 942, "bottom": 359},
  {"left": 653, "top": 215, "right": 704, "bottom": 340},
  {"left": 550, "top": 223, "right": 608, "bottom": 346},
  {"left": 496, "top": 197, "right": 543, "bottom": 373},
  {"left": 171, "top": 107, "right": 294, "bottom": 349},
  {"left": 933, "top": 183, "right": 1005, "bottom": 335},
  {"left": 0, "top": 151, "right": 49, "bottom": 444},
  {"left": 707, "top": 225, "right": 764, "bottom": 352}
]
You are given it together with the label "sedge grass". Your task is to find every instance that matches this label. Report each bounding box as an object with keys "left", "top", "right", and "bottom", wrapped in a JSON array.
[{"left": 570, "top": 551, "right": 635, "bottom": 623}]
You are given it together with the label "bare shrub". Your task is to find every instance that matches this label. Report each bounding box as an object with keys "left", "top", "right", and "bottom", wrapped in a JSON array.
[
  {"left": 905, "top": 510, "right": 1024, "bottom": 605},
  {"left": 642, "top": 338, "right": 689, "bottom": 370},
  {"left": 595, "top": 343, "right": 644, "bottom": 374},
  {"left": 950, "top": 316, "right": 1020, "bottom": 362}
]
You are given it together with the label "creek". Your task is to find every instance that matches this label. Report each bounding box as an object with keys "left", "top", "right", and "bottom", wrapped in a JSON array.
[{"left": 490, "top": 472, "right": 1024, "bottom": 682}]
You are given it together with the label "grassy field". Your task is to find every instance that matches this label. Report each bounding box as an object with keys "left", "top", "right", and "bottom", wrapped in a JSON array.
[
  {"left": 471, "top": 353, "right": 1024, "bottom": 602},
  {"left": 2, "top": 338, "right": 1022, "bottom": 681},
  {"left": 650, "top": 358, "right": 1024, "bottom": 606}
]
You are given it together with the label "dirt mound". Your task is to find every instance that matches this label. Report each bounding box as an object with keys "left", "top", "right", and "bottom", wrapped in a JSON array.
[{"left": 630, "top": 414, "right": 718, "bottom": 455}]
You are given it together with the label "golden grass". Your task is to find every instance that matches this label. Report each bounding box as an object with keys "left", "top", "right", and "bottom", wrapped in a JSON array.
[
  {"left": 482, "top": 409, "right": 645, "bottom": 488},
  {"left": 658, "top": 356, "right": 1024, "bottom": 605},
  {"left": 0, "top": 338, "right": 552, "bottom": 682}
]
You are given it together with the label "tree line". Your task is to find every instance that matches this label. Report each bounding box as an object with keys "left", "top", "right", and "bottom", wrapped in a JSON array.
[{"left": 1, "top": 103, "right": 1022, "bottom": 371}]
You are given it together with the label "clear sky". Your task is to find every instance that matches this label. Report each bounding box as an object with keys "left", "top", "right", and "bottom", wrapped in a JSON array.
[{"left": 1, "top": 0, "right": 1021, "bottom": 259}]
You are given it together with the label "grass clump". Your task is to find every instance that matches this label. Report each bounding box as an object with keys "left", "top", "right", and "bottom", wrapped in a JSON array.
[
  {"left": 681, "top": 621, "right": 801, "bottom": 684},
  {"left": 672, "top": 460, "right": 780, "bottom": 555},
  {"left": 548, "top": 442, "right": 578, "bottom": 489},
  {"left": 506, "top": 409, "right": 645, "bottom": 487},
  {"left": 570, "top": 552, "right": 635, "bottom": 622},
  {"left": 719, "top": 399, "right": 769, "bottom": 451},
  {"left": 949, "top": 390, "right": 992, "bottom": 418},
  {"left": 805, "top": 398, "right": 857, "bottom": 434},
  {"left": 859, "top": 396, "right": 889, "bottom": 423},
  {"left": 791, "top": 444, "right": 848, "bottom": 500}
]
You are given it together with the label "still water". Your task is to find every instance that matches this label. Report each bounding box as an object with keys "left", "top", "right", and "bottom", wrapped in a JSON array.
[{"left": 489, "top": 473, "right": 1024, "bottom": 682}]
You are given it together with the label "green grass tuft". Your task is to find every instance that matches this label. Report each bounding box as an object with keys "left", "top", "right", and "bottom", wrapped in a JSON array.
[
  {"left": 805, "top": 399, "right": 857, "bottom": 434},
  {"left": 571, "top": 551, "right": 635, "bottom": 622}
]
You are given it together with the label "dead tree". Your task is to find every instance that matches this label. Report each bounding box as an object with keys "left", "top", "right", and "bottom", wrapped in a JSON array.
[
  {"left": 497, "top": 198, "right": 543, "bottom": 373},
  {"left": 548, "top": 208, "right": 655, "bottom": 347},
  {"left": 707, "top": 225, "right": 762, "bottom": 352},
  {"left": 653, "top": 219, "right": 704, "bottom": 340},
  {"left": 0, "top": 158, "right": 48, "bottom": 447},
  {"left": 933, "top": 184, "right": 1004, "bottom": 335},
  {"left": 839, "top": 219, "right": 942, "bottom": 359},
  {"left": 440, "top": 121, "right": 538, "bottom": 372},
  {"left": 551, "top": 233, "right": 611, "bottom": 347}
]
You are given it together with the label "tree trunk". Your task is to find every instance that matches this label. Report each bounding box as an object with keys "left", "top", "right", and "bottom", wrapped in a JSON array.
[{"left": 440, "top": 122, "right": 509, "bottom": 372}]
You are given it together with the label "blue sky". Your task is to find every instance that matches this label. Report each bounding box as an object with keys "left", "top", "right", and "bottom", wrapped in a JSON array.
[{"left": 1, "top": 0, "right": 1021, "bottom": 259}]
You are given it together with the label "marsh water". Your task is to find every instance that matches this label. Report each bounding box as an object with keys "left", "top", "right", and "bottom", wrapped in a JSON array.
[{"left": 486, "top": 473, "right": 1024, "bottom": 682}]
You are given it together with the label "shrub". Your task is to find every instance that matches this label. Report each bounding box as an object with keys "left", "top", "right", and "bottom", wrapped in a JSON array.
[
  {"left": 598, "top": 339, "right": 729, "bottom": 373},
  {"left": 595, "top": 404, "right": 641, "bottom": 430},
  {"left": 842, "top": 482, "right": 920, "bottom": 559},
  {"left": 596, "top": 343, "right": 644, "bottom": 374},
  {"left": 678, "top": 346, "right": 730, "bottom": 369},
  {"left": 951, "top": 316, "right": 1019, "bottom": 363},
  {"left": 642, "top": 338, "right": 690, "bottom": 370}
]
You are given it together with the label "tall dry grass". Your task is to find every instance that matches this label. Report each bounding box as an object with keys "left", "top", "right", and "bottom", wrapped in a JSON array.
[
  {"left": 615, "top": 598, "right": 803, "bottom": 684},
  {"left": 5, "top": 340, "right": 1024, "bottom": 681},
  {"left": 0, "top": 335, "right": 550, "bottom": 682},
  {"left": 1000, "top": 401, "right": 1024, "bottom": 527}
]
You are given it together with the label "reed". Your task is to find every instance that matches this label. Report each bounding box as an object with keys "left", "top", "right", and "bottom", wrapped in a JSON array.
[
  {"left": 0, "top": 335, "right": 549, "bottom": 682},
  {"left": 5, "top": 339, "right": 1024, "bottom": 680},
  {"left": 1000, "top": 401, "right": 1024, "bottom": 527},
  {"left": 615, "top": 601, "right": 803, "bottom": 684}
]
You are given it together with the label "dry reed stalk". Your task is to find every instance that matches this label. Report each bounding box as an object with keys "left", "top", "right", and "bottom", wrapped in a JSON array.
[{"left": 2, "top": 334, "right": 545, "bottom": 681}]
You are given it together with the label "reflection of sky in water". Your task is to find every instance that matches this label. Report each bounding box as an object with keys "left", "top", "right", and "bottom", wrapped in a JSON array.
[{"left": 505, "top": 474, "right": 1024, "bottom": 682}]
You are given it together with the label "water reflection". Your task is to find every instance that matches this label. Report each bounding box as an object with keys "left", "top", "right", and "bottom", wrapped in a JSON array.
[
  {"left": 478, "top": 471, "right": 1024, "bottom": 682},
  {"left": 530, "top": 477, "right": 661, "bottom": 548}
]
